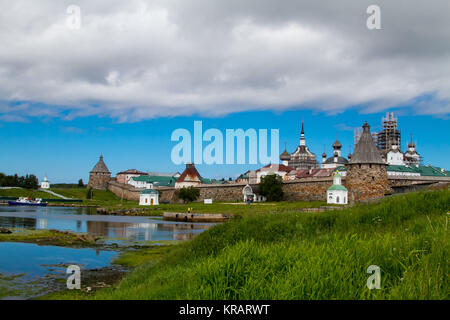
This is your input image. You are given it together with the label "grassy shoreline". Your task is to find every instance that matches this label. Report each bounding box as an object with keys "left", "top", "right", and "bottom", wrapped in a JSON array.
[
  {"left": 41, "top": 189, "right": 450, "bottom": 300},
  {"left": 0, "top": 229, "right": 102, "bottom": 247},
  {"left": 1, "top": 186, "right": 329, "bottom": 217}
]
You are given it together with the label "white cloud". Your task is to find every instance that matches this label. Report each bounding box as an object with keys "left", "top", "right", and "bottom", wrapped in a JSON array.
[{"left": 0, "top": 0, "right": 449, "bottom": 122}]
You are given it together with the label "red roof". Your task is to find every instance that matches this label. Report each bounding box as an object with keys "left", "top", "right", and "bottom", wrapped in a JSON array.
[
  {"left": 295, "top": 168, "right": 334, "bottom": 178},
  {"left": 176, "top": 163, "right": 202, "bottom": 183},
  {"left": 117, "top": 169, "right": 148, "bottom": 176},
  {"left": 257, "top": 163, "right": 295, "bottom": 173}
]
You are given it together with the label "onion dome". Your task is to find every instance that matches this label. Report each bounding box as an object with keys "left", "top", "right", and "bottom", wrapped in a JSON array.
[
  {"left": 322, "top": 152, "right": 327, "bottom": 158},
  {"left": 280, "top": 149, "right": 291, "bottom": 161},
  {"left": 332, "top": 140, "right": 342, "bottom": 149}
]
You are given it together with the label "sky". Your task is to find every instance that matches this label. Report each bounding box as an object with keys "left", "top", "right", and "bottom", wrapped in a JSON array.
[{"left": 0, "top": 0, "right": 449, "bottom": 182}]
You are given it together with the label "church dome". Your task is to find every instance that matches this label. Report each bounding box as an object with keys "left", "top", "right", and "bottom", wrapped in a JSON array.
[
  {"left": 332, "top": 140, "right": 342, "bottom": 148},
  {"left": 280, "top": 149, "right": 291, "bottom": 161},
  {"left": 324, "top": 156, "right": 348, "bottom": 165}
]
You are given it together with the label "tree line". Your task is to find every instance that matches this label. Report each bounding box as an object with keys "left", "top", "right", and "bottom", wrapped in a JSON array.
[{"left": 0, "top": 173, "right": 39, "bottom": 189}]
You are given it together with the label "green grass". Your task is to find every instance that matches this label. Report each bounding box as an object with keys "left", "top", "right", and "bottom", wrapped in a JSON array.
[
  {"left": 0, "top": 188, "right": 60, "bottom": 199},
  {"left": 0, "top": 229, "right": 99, "bottom": 247},
  {"left": 45, "top": 189, "right": 450, "bottom": 300},
  {"left": 0, "top": 187, "right": 137, "bottom": 206},
  {"left": 97, "top": 200, "right": 327, "bottom": 217},
  {"left": 112, "top": 245, "right": 174, "bottom": 268},
  {"left": 2, "top": 186, "right": 327, "bottom": 218}
]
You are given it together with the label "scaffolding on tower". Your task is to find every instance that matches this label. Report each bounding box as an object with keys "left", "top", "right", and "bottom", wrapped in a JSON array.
[{"left": 376, "top": 112, "right": 401, "bottom": 151}]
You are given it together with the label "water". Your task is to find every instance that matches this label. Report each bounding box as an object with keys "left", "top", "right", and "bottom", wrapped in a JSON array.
[
  {"left": 0, "top": 206, "right": 213, "bottom": 241},
  {"left": 0, "top": 242, "right": 118, "bottom": 299},
  {"left": 0, "top": 206, "right": 214, "bottom": 299}
]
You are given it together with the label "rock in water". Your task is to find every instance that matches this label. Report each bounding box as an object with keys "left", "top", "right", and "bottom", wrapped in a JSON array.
[{"left": 0, "top": 228, "right": 12, "bottom": 234}]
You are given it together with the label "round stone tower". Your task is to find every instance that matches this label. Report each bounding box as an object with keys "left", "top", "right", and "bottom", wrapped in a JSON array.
[
  {"left": 346, "top": 122, "right": 388, "bottom": 202},
  {"left": 88, "top": 155, "right": 111, "bottom": 190}
]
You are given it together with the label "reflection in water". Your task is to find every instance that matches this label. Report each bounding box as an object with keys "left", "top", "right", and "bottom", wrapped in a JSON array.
[
  {"left": 0, "top": 206, "right": 213, "bottom": 241},
  {"left": 0, "top": 242, "right": 118, "bottom": 299}
]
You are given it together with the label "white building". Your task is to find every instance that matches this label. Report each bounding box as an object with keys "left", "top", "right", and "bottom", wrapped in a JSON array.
[
  {"left": 175, "top": 163, "right": 202, "bottom": 189},
  {"left": 255, "top": 164, "right": 294, "bottom": 183},
  {"left": 327, "top": 172, "right": 348, "bottom": 205},
  {"left": 321, "top": 140, "right": 349, "bottom": 169},
  {"left": 128, "top": 175, "right": 154, "bottom": 189},
  {"left": 242, "top": 184, "right": 266, "bottom": 203},
  {"left": 40, "top": 176, "right": 50, "bottom": 189},
  {"left": 386, "top": 145, "right": 404, "bottom": 165},
  {"left": 139, "top": 189, "right": 159, "bottom": 206},
  {"left": 404, "top": 140, "right": 420, "bottom": 166}
]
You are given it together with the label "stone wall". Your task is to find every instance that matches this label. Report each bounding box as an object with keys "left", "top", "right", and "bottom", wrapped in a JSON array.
[
  {"left": 88, "top": 172, "right": 111, "bottom": 190},
  {"left": 108, "top": 174, "right": 448, "bottom": 204},
  {"left": 108, "top": 181, "right": 141, "bottom": 201},
  {"left": 108, "top": 178, "right": 335, "bottom": 203},
  {"left": 346, "top": 164, "right": 389, "bottom": 201},
  {"left": 282, "top": 177, "right": 334, "bottom": 201}
]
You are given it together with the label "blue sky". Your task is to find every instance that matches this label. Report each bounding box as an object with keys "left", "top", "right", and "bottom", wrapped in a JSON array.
[
  {"left": 0, "top": 108, "right": 448, "bottom": 183},
  {"left": 1, "top": 1, "right": 449, "bottom": 183}
]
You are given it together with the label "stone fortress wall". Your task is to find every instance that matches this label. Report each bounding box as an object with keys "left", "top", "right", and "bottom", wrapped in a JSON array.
[{"left": 107, "top": 175, "right": 449, "bottom": 203}]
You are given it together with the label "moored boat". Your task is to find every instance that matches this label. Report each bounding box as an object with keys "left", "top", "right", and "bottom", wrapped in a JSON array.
[{"left": 8, "top": 197, "right": 48, "bottom": 207}]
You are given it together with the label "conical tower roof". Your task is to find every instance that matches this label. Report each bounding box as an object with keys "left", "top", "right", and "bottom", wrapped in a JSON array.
[
  {"left": 349, "top": 122, "right": 385, "bottom": 165},
  {"left": 90, "top": 155, "right": 111, "bottom": 173}
]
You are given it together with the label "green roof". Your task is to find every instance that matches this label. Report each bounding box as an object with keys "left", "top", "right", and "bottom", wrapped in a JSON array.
[
  {"left": 413, "top": 165, "right": 446, "bottom": 177},
  {"left": 387, "top": 165, "right": 448, "bottom": 177},
  {"left": 387, "top": 165, "right": 418, "bottom": 173},
  {"left": 140, "top": 189, "right": 159, "bottom": 195},
  {"left": 328, "top": 184, "right": 347, "bottom": 191},
  {"left": 148, "top": 176, "right": 176, "bottom": 187},
  {"left": 201, "top": 178, "right": 227, "bottom": 184},
  {"left": 131, "top": 175, "right": 153, "bottom": 182},
  {"left": 333, "top": 166, "right": 347, "bottom": 172}
]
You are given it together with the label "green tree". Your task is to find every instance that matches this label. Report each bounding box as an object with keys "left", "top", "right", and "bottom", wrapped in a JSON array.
[
  {"left": 78, "top": 179, "right": 84, "bottom": 188},
  {"left": 177, "top": 186, "right": 200, "bottom": 203},
  {"left": 24, "top": 174, "right": 39, "bottom": 189},
  {"left": 258, "top": 174, "right": 284, "bottom": 202},
  {"left": 86, "top": 187, "right": 94, "bottom": 199}
]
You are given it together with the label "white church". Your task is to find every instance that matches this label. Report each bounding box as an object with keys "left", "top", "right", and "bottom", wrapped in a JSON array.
[
  {"left": 327, "top": 172, "right": 348, "bottom": 205},
  {"left": 139, "top": 189, "right": 159, "bottom": 206},
  {"left": 40, "top": 176, "right": 50, "bottom": 189}
]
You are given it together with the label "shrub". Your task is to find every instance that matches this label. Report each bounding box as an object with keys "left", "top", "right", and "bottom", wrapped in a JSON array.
[
  {"left": 86, "top": 187, "right": 94, "bottom": 199},
  {"left": 178, "top": 186, "right": 200, "bottom": 203},
  {"left": 258, "top": 174, "right": 284, "bottom": 201}
]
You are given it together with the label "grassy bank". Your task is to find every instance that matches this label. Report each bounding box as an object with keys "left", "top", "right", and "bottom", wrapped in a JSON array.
[
  {"left": 1, "top": 187, "right": 327, "bottom": 217},
  {"left": 0, "top": 229, "right": 100, "bottom": 247},
  {"left": 97, "top": 200, "right": 327, "bottom": 217},
  {"left": 44, "top": 189, "right": 449, "bottom": 300}
]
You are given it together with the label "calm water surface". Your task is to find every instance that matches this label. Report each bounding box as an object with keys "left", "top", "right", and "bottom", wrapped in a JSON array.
[
  {"left": 0, "top": 206, "right": 213, "bottom": 299},
  {"left": 0, "top": 206, "right": 213, "bottom": 241}
]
